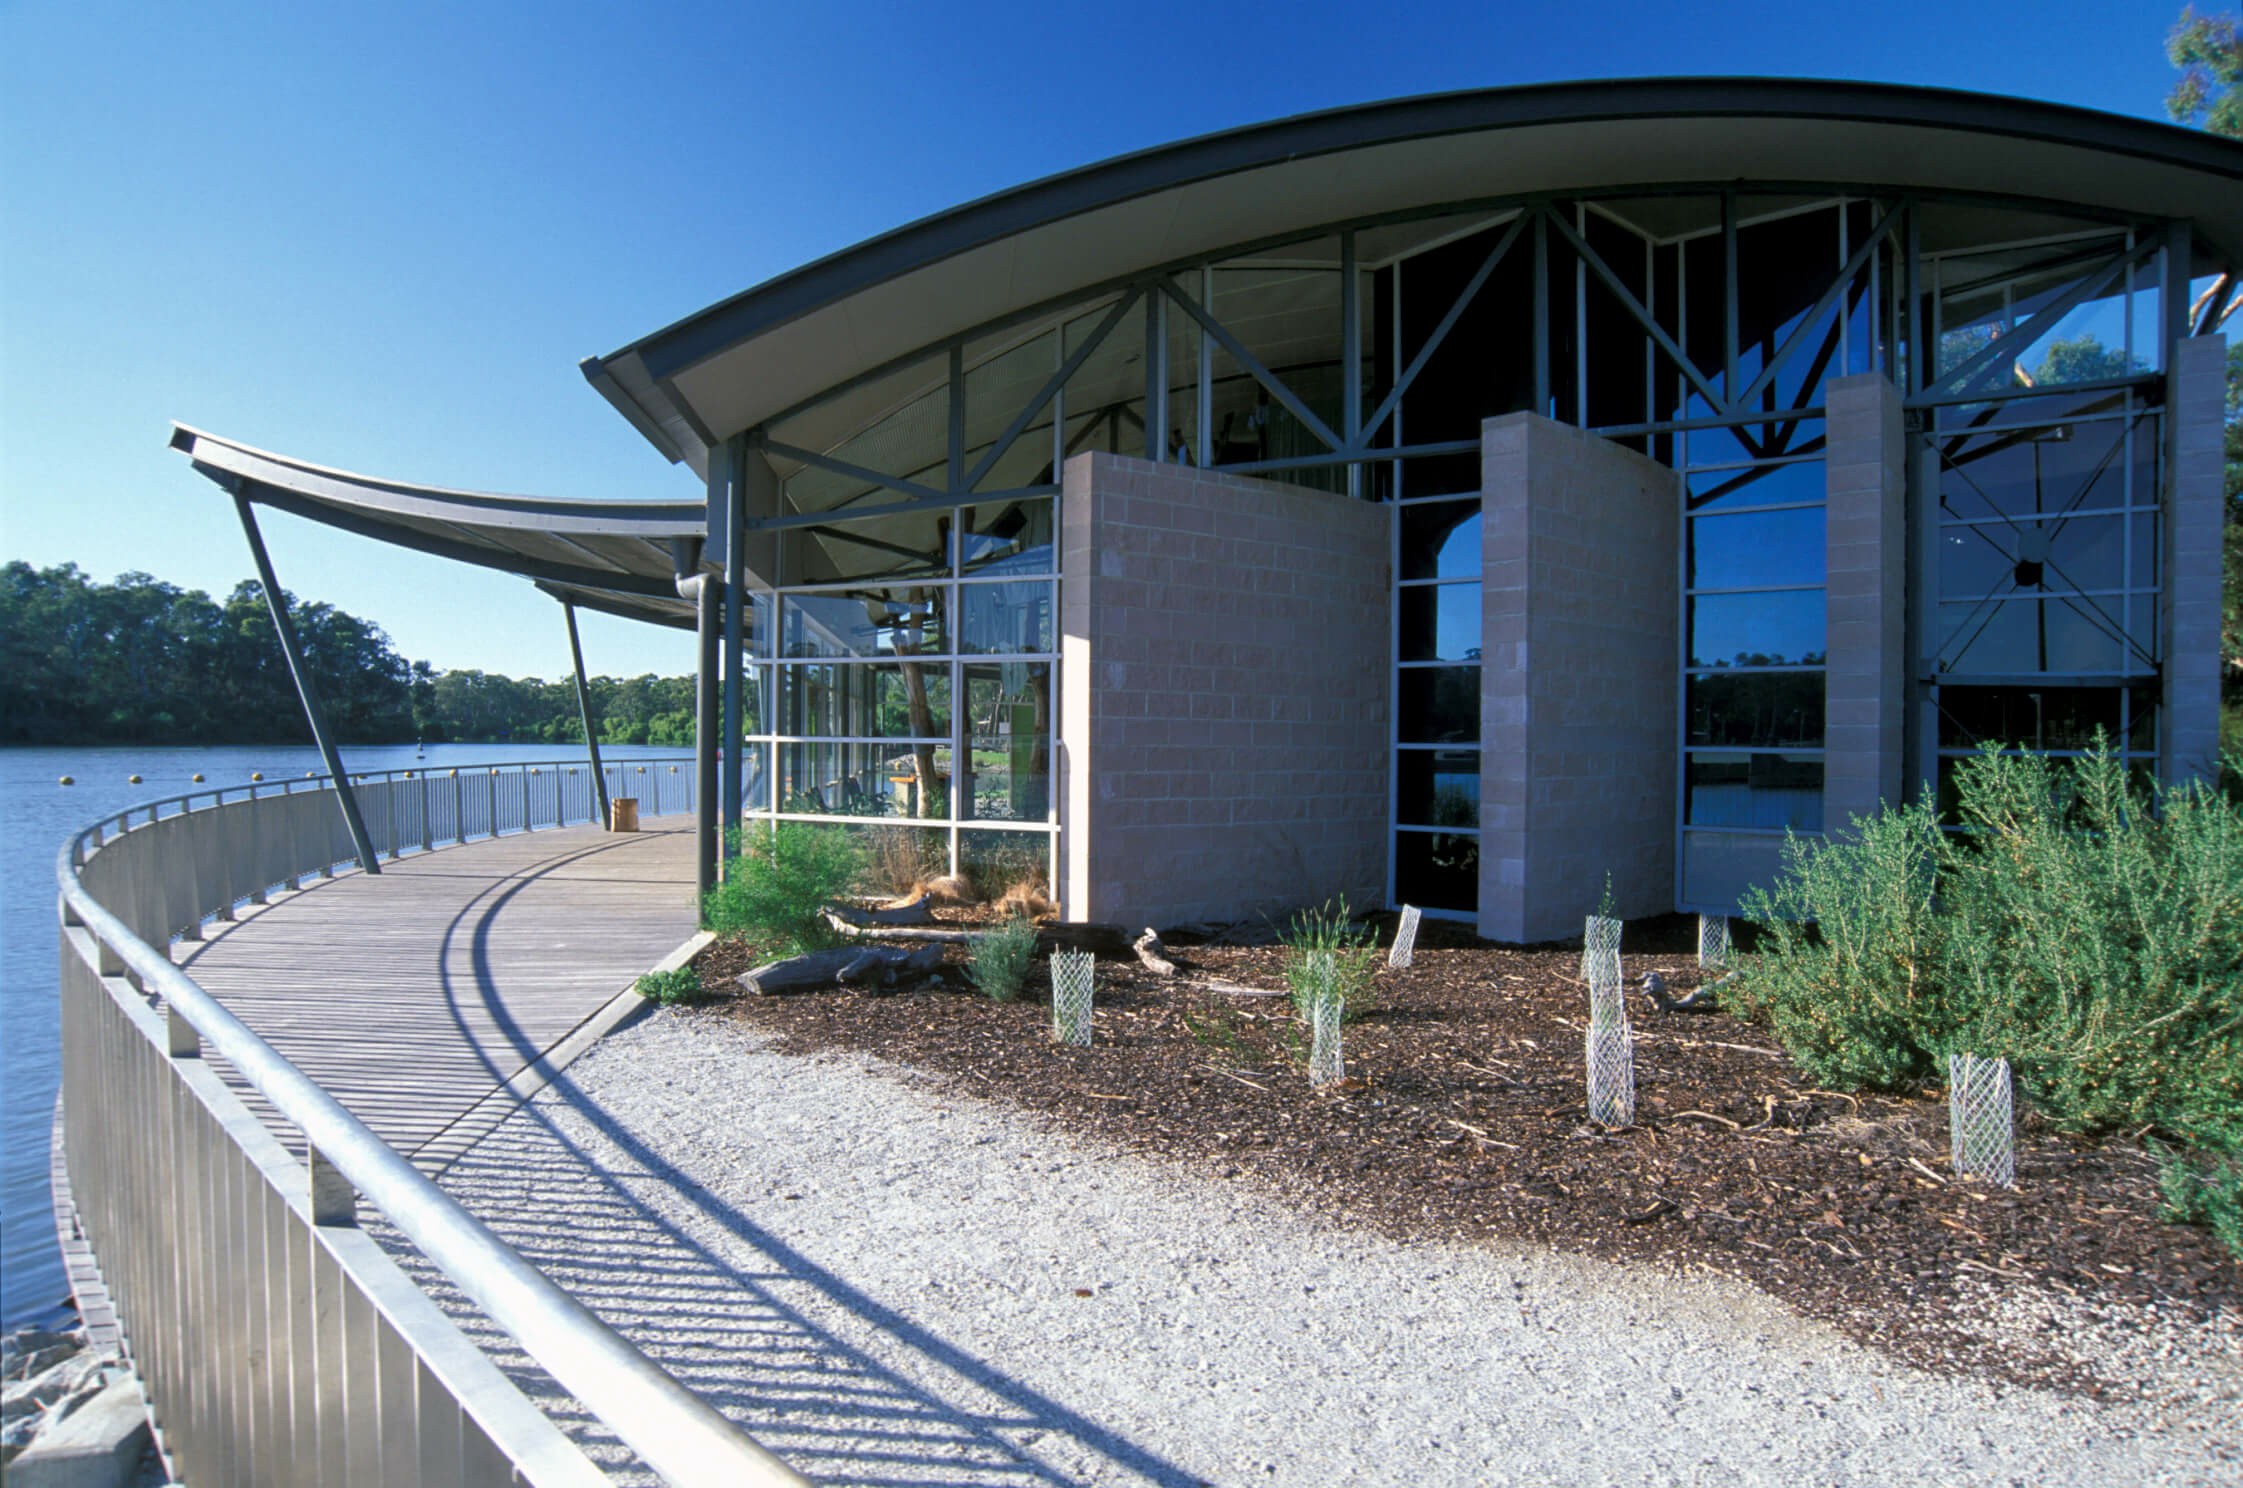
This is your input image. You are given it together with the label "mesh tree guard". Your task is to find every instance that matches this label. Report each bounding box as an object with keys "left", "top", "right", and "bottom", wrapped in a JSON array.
[
  {"left": 1948, "top": 1053, "right": 2015, "bottom": 1186},
  {"left": 1305, "top": 950, "right": 1344, "bottom": 1088},
  {"left": 1585, "top": 949, "right": 1625, "bottom": 1028},
  {"left": 1388, "top": 904, "right": 1422, "bottom": 970},
  {"left": 1697, "top": 914, "right": 1732, "bottom": 970},
  {"left": 1050, "top": 950, "right": 1094, "bottom": 1047},
  {"left": 1581, "top": 914, "right": 1622, "bottom": 981},
  {"left": 1586, "top": 1020, "right": 1635, "bottom": 1128}
]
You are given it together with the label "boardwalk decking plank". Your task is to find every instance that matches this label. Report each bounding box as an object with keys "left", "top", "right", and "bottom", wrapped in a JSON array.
[{"left": 178, "top": 824, "right": 697, "bottom": 1167}]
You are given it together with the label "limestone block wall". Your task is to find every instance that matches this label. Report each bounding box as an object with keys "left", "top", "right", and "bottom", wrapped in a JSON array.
[
  {"left": 1823, "top": 373, "right": 1907, "bottom": 830},
  {"left": 1060, "top": 453, "right": 1388, "bottom": 929},
  {"left": 2165, "top": 333, "right": 2227, "bottom": 786},
  {"left": 1480, "top": 415, "right": 1679, "bottom": 943}
]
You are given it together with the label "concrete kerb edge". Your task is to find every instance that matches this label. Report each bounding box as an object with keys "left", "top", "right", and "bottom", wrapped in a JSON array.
[{"left": 413, "top": 929, "right": 716, "bottom": 1169}]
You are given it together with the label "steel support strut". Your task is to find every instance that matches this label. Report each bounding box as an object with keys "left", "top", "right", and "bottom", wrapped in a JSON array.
[
  {"left": 693, "top": 574, "right": 721, "bottom": 910},
  {"left": 563, "top": 600, "right": 612, "bottom": 827},
  {"left": 231, "top": 493, "right": 380, "bottom": 874}
]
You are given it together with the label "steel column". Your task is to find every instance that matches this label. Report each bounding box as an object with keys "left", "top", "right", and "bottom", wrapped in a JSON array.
[
  {"left": 231, "top": 495, "right": 379, "bottom": 876},
  {"left": 717, "top": 438, "right": 745, "bottom": 848},
  {"left": 561, "top": 602, "right": 611, "bottom": 829},
  {"left": 694, "top": 575, "right": 721, "bottom": 910}
]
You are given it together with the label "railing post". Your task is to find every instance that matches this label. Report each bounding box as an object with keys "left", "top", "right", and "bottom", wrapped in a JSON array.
[
  {"left": 168, "top": 1003, "right": 199, "bottom": 1058},
  {"left": 307, "top": 1147, "right": 355, "bottom": 1228}
]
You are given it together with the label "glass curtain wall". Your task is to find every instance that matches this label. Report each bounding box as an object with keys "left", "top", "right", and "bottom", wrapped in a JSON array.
[{"left": 741, "top": 185, "right": 2185, "bottom": 919}]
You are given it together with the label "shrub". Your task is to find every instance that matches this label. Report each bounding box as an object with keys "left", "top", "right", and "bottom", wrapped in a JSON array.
[
  {"left": 1731, "top": 742, "right": 2243, "bottom": 1258},
  {"left": 2161, "top": 1138, "right": 2243, "bottom": 1260},
  {"left": 967, "top": 914, "right": 1040, "bottom": 1002},
  {"left": 634, "top": 966, "right": 707, "bottom": 1005},
  {"left": 702, "top": 823, "right": 865, "bottom": 957},
  {"left": 1280, "top": 898, "right": 1380, "bottom": 1023}
]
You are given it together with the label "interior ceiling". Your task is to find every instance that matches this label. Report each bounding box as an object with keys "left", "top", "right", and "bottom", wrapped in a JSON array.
[{"left": 588, "top": 83, "right": 2243, "bottom": 476}]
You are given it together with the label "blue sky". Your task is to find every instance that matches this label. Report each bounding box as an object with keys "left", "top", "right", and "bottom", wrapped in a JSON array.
[{"left": 0, "top": 0, "right": 2199, "bottom": 679}]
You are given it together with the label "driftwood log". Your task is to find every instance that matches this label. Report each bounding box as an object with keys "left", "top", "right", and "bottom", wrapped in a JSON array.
[
  {"left": 1133, "top": 928, "right": 1178, "bottom": 977},
  {"left": 737, "top": 943, "right": 944, "bottom": 995},
  {"left": 1641, "top": 970, "right": 1723, "bottom": 1013},
  {"left": 825, "top": 898, "right": 935, "bottom": 928}
]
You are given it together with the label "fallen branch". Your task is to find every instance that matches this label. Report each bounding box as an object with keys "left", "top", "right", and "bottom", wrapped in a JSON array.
[
  {"left": 1134, "top": 927, "right": 1178, "bottom": 977},
  {"left": 826, "top": 897, "right": 935, "bottom": 928}
]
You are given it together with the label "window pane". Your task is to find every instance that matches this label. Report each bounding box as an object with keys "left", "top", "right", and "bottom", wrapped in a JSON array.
[
  {"left": 1399, "top": 583, "right": 1483, "bottom": 662},
  {"left": 780, "top": 741, "right": 936, "bottom": 818},
  {"left": 1685, "top": 753, "right": 1823, "bottom": 831},
  {"left": 1395, "top": 831, "right": 1478, "bottom": 914},
  {"left": 1937, "top": 598, "right": 2128, "bottom": 674},
  {"left": 961, "top": 663, "right": 1052, "bottom": 821},
  {"left": 1687, "top": 672, "right": 1825, "bottom": 748},
  {"left": 1690, "top": 506, "right": 1826, "bottom": 590},
  {"left": 1685, "top": 457, "right": 1825, "bottom": 513},
  {"left": 1399, "top": 500, "right": 1482, "bottom": 581},
  {"left": 1936, "top": 684, "right": 2125, "bottom": 752},
  {"left": 1689, "top": 591, "right": 1825, "bottom": 668},
  {"left": 783, "top": 588, "right": 946, "bottom": 659},
  {"left": 1938, "top": 418, "right": 2130, "bottom": 524},
  {"left": 958, "top": 580, "right": 1054, "bottom": 655},
  {"left": 1682, "top": 419, "right": 1823, "bottom": 468},
  {"left": 1399, "top": 666, "right": 1480, "bottom": 743},
  {"left": 1396, "top": 749, "right": 1480, "bottom": 828},
  {"left": 778, "top": 663, "right": 949, "bottom": 739},
  {"left": 960, "top": 828, "right": 1053, "bottom": 898},
  {"left": 960, "top": 499, "right": 1055, "bottom": 575}
]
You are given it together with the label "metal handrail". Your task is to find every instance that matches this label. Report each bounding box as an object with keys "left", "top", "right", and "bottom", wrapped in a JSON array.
[{"left": 58, "top": 765, "right": 807, "bottom": 1487}]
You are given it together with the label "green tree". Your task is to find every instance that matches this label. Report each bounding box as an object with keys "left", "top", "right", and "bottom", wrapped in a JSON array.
[{"left": 2169, "top": 8, "right": 2243, "bottom": 137}]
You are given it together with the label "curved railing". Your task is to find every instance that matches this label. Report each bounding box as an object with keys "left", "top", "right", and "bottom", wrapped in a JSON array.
[{"left": 55, "top": 761, "right": 808, "bottom": 1487}]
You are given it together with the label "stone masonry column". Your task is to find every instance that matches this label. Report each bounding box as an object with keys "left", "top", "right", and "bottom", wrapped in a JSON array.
[
  {"left": 1059, "top": 452, "right": 1388, "bottom": 929},
  {"left": 1480, "top": 414, "right": 1678, "bottom": 944},
  {"left": 1822, "top": 373, "right": 1908, "bottom": 833},
  {"left": 2164, "top": 333, "right": 2227, "bottom": 787}
]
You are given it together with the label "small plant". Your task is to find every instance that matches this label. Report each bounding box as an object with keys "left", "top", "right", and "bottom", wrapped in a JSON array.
[
  {"left": 967, "top": 914, "right": 1040, "bottom": 1002},
  {"left": 1593, "top": 870, "right": 1616, "bottom": 923},
  {"left": 1280, "top": 898, "right": 1379, "bottom": 1023},
  {"left": 634, "top": 966, "right": 707, "bottom": 1005},
  {"left": 702, "top": 822, "right": 865, "bottom": 957}
]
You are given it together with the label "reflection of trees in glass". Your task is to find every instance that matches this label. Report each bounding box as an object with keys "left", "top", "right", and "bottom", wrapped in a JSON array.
[
  {"left": 2029, "top": 335, "right": 2143, "bottom": 386},
  {"left": 1429, "top": 785, "right": 1478, "bottom": 829}
]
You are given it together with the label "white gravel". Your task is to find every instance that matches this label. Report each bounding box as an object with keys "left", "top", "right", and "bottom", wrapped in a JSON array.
[{"left": 421, "top": 1008, "right": 2240, "bottom": 1487}]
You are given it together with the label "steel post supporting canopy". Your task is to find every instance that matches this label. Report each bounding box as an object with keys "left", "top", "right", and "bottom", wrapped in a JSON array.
[
  {"left": 169, "top": 424, "right": 712, "bottom": 630},
  {"left": 582, "top": 78, "right": 2243, "bottom": 477}
]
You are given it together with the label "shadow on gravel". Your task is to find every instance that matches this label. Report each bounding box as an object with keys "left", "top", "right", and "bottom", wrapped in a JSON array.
[{"left": 387, "top": 1062, "right": 1202, "bottom": 1488}]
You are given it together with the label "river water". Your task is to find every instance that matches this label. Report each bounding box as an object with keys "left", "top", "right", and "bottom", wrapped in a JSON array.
[{"left": 0, "top": 741, "right": 688, "bottom": 1329}]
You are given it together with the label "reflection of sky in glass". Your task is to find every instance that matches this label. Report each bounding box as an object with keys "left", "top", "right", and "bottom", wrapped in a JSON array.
[
  {"left": 1686, "top": 458, "right": 1823, "bottom": 513},
  {"left": 1690, "top": 507, "right": 1825, "bottom": 590},
  {"left": 1690, "top": 591, "right": 1825, "bottom": 668},
  {"left": 1401, "top": 583, "right": 1483, "bottom": 662}
]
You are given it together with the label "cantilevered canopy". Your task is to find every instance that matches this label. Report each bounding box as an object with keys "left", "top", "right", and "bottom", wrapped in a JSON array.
[
  {"left": 585, "top": 78, "right": 2243, "bottom": 475},
  {"left": 170, "top": 424, "right": 708, "bottom": 630}
]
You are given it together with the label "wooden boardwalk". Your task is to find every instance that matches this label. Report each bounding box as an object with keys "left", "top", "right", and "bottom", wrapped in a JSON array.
[{"left": 178, "top": 822, "right": 698, "bottom": 1172}]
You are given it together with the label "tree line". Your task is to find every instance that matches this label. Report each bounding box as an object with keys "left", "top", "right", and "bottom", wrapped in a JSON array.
[{"left": 0, "top": 562, "right": 697, "bottom": 747}]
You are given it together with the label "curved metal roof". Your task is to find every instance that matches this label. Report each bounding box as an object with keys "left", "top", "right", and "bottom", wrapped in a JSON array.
[
  {"left": 170, "top": 424, "right": 707, "bottom": 630},
  {"left": 584, "top": 78, "right": 2243, "bottom": 473}
]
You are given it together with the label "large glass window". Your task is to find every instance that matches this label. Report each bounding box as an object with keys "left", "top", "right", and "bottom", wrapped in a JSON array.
[
  {"left": 1681, "top": 453, "right": 1827, "bottom": 862},
  {"left": 751, "top": 501, "right": 1058, "bottom": 892},
  {"left": 1928, "top": 390, "right": 2162, "bottom": 807},
  {"left": 1393, "top": 486, "right": 1482, "bottom": 916}
]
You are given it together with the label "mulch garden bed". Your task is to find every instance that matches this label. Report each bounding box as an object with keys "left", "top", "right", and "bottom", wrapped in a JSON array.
[{"left": 693, "top": 912, "right": 2237, "bottom": 1397}]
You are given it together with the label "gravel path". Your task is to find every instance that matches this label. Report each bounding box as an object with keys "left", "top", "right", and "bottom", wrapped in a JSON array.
[{"left": 420, "top": 1008, "right": 2239, "bottom": 1487}]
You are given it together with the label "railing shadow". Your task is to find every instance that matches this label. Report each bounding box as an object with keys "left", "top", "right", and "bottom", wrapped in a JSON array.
[{"left": 379, "top": 1057, "right": 1203, "bottom": 1488}]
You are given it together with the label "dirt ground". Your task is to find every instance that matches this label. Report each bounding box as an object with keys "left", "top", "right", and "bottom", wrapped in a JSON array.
[{"left": 694, "top": 911, "right": 2237, "bottom": 1397}]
